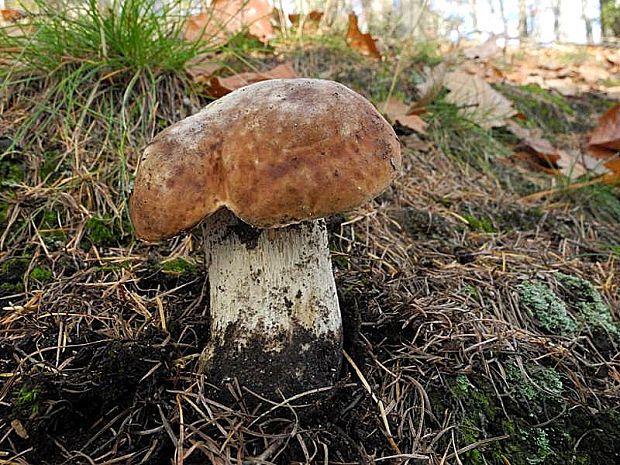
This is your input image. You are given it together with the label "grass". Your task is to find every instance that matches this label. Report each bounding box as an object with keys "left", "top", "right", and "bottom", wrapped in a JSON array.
[{"left": 0, "top": 0, "right": 219, "bottom": 251}]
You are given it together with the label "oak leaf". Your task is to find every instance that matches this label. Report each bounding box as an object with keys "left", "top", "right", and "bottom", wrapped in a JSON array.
[
  {"left": 381, "top": 97, "right": 427, "bottom": 134},
  {"left": 205, "top": 63, "right": 297, "bottom": 98},
  {"left": 345, "top": 14, "right": 381, "bottom": 59},
  {"left": 183, "top": 0, "right": 274, "bottom": 46},
  {"left": 444, "top": 70, "right": 516, "bottom": 129},
  {"left": 589, "top": 104, "right": 620, "bottom": 150}
]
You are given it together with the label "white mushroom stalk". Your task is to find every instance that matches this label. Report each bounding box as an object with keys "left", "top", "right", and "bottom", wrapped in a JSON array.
[{"left": 199, "top": 210, "right": 342, "bottom": 394}]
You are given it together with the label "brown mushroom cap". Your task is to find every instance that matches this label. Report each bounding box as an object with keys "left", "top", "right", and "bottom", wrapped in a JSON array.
[{"left": 130, "top": 78, "right": 401, "bottom": 241}]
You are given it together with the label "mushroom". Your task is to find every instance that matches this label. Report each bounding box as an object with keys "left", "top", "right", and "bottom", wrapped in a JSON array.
[{"left": 130, "top": 79, "right": 401, "bottom": 397}]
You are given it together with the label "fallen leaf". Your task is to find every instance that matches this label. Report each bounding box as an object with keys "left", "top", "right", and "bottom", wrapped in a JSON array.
[
  {"left": 507, "top": 121, "right": 558, "bottom": 160},
  {"left": 11, "top": 419, "right": 28, "bottom": 439},
  {"left": 463, "top": 37, "right": 500, "bottom": 60},
  {"left": 444, "top": 70, "right": 516, "bottom": 128},
  {"left": 185, "top": 54, "right": 223, "bottom": 84},
  {"left": 183, "top": 0, "right": 274, "bottom": 46},
  {"left": 589, "top": 104, "right": 620, "bottom": 150},
  {"left": 205, "top": 63, "right": 297, "bottom": 97},
  {"left": 576, "top": 64, "right": 609, "bottom": 85},
  {"left": 507, "top": 121, "right": 587, "bottom": 179},
  {"left": 345, "top": 13, "right": 381, "bottom": 59},
  {"left": 544, "top": 78, "right": 587, "bottom": 97},
  {"left": 583, "top": 146, "right": 618, "bottom": 177},
  {"left": 411, "top": 62, "right": 448, "bottom": 110},
  {"left": 381, "top": 97, "right": 427, "bottom": 134},
  {"left": 602, "top": 86, "right": 620, "bottom": 100},
  {"left": 399, "top": 133, "right": 432, "bottom": 151},
  {"left": 459, "top": 61, "right": 504, "bottom": 82},
  {"left": 0, "top": 8, "right": 25, "bottom": 23}
]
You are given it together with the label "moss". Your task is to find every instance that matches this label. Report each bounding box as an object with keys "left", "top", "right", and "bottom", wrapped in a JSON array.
[
  {"left": 11, "top": 384, "right": 43, "bottom": 418},
  {"left": 517, "top": 280, "right": 578, "bottom": 335},
  {"left": 83, "top": 216, "right": 115, "bottom": 246},
  {"left": 496, "top": 84, "right": 573, "bottom": 136},
  {"left": 1, "top": 257, "right": 30, "bottom": 277},
  {"left": 161, "top": 258, "right": 196, "bottom": 275},
  {"left": 556, "top": 273, "right": 618, "bottom": 332},
  {"left": 507, "top": 364, "right": 563, "bottom": 405},
  {"left": 0, "top": 158, "right": 25, "bottom": 184},
  {"left": 525, "top": 428, "right": 554, "bottom": 464},
  {"left": 0, "top": 281, "right": 24, "bottom": 293},
  {"left": 451, "top": 374, "right": 470, "bottom": 396},
  {"left": 462, "top": 285, "right": 480, "bottom": 300},
  {"left": 0, "top": 201, "right": 9, "bottom": 226},
  {"left": 39, "top": 151, "right": 68, "bottom": 183},
  {"left": 29, "top": 266, "right": 52, "bottom": 283},
  {"left": 464, "top": 212, "right": 497, "bottom": 233}
]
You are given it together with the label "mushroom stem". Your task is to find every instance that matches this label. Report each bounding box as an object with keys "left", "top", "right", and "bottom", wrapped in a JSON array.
[{"left": 199, "top": 209, "right": 343, "bottom": 397}]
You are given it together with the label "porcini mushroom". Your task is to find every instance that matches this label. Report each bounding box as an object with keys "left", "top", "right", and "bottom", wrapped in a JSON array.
[{"left": 130, "top": 79, "right": 400, "bottom": 397}]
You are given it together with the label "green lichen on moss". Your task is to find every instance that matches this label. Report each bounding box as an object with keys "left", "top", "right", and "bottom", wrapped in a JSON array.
[
  {"left": 556, "top": 273, "right": 619, "bottom": 338},
  {"left": 517, "top": 280, "right": 578, "bottom": 335},
  {"left": 524, "top": 428, "right": 554, "bottom": 464},
  {"left": 430, "top": 365, "right": 620, "bottom": 465},
  {"left": 507, "top": 364, "right": 563, "bottom": 404},
  {"left": 161, "top": 258, "right": 196, "bottom": 274},
  {"left": 452, "top": 374, "right": 470, "bottom": 396},
  {"left": 29, "top": 266, "right": 52, "bottom": 283}
]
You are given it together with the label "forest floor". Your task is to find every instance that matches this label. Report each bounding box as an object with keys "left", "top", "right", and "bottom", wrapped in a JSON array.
[{"left": 1, "top": 6, "right": 619, "bottom": 465}]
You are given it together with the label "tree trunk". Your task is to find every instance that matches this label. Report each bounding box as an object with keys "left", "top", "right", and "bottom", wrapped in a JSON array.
[
  {"left": 199, "top": 209, "right": 343, "bottom": 398},
  {"left": 600, "top": 0, "right": 620, "bottom": 37},
  {"left": 519, "top": 0, "right": 528, "bottom": 39},
  {"left": 582, "top": 0, "right": 593, "bottom": 43},
  {"left": 469, "top": 0, "right": 478, "bottom": 32},
  {"left": 498, "top": 0, "right": 509, "bottom": 42},
  {"left": 553, "top": 0, "right": 561, "bottom": 41}
]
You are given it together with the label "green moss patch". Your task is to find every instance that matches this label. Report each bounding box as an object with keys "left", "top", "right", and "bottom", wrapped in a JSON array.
[
  {"left": 29, "top": 266, "right": 52, "bottom": 283},
  {"left": 161, "top": 258, "right": 196, "bottom": 275}
]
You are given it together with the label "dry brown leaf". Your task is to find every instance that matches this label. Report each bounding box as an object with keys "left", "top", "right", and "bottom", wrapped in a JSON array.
[
  {"left": 463, "top": 37, "right": 500, "bottom": 60},
  {"left": 459, "top": 61, "right": 504, "bottom": 82},
  {"left": 589, "top": 104, "right": 620, "bottom": 150},
  {"left": 444, "top": 70, "right": 516, "bottom": 129},
  {"left": 185, "top": 54, "right": 223, "bottom": 84},
  {"left": 0, "top": 8, "right": 25, "bottom": 23},
  {"left": 602, "top": 86, "right": 620, "bottom": 100},
  {"left": 507, "top": 121, "right": 588, "bottom": 179},
  {"left": 288, "top": 11, "right": 324, "bottom": 35},
  {"left": 544, "top": 78, "right": 587, "bottom": 97},
  {"left": 411, "top": 62, "right": 448, "bottom": 110},
  {"left": 576, "top": 64, "right": 609, "bottom": 85},
  {"left": 205, "top": 63, "right": 297, "bottom": 98},
  {"left": 345, "top": 13, "right": 381, "bottom": 59},
  {"left": 182, "top": 0, "right": 274, "bottom": 46},
  {"left": 399, "top": 133, "right": 432, "bottom": 151},
  {"left": 507, "top": 121, "right": 558, "bottom": 160},
  {"left": 381, "top": 97, "right": 427, "bottom": 134},
  {"left": 583, "top": 146, "right": 618, "bottom": 177}
]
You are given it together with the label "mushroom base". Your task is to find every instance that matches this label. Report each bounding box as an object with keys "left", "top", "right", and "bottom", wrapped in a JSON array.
[{"left": 199, "top": 209, "right": 343, "bottom": 399}]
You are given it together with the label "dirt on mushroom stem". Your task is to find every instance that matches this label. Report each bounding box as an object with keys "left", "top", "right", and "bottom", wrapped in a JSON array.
[{"left": 198, "top": 209, "right": 343, "bottom": 400}]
